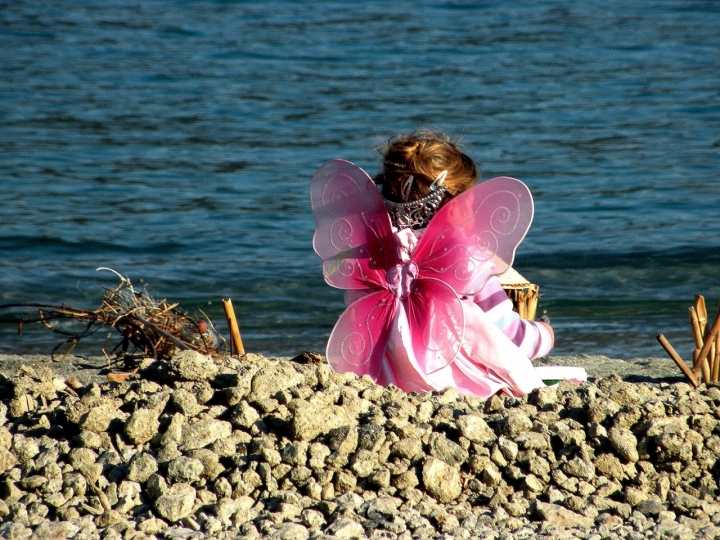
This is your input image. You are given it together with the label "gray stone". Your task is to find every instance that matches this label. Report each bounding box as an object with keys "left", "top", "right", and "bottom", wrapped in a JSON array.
[
  {"left": 0, "top": 522, "right": 32, "bottom": 539},
  {"left": 498, "top": 410, "right": 533, "bottom": 436},
  {"left": 154, "top": 483, "right": 197, "bottom": 522},
  {"left": 390, "top": 437, "right": 423, "bottom": 460},
  {"left": 457, "top": 414, "right": 497, "bottom": 445},
  {"left": 290, "top": 401, "right": 355, "bottom": 441},
  {"left": 250, "top": 362, "right": 305, "bottom": 400},
  {"left": 534, "top": 501, "right": 594, "bottom": 528},
  {"left": 325, "top": 517, "right": 365, "bottom": 538},
  {"left": 669, "top": 491, "right": 703, "bottom": 512},
  {"left": 428, "top": 432, "right": 468, "bottom": 467},
  {"left": 636, "top": 499, "right": 667, "bottom": 517},
  {"left": 30, "top": 520, "right": 80, "bottom": 539},
  {"left": 180, "top": 417, "right": 232, "bottom": 450},
  {"left": 79, "top": 407, "right": 116, "bottom": 433},
  {"left": 563, "top": 457, "right": 596, "bottom": 480},
  {"left": 12, "top": 435, "right": 39, "bottom": 462},
  {"left": 0, "top": 450, "right": 18, "bottom": 474},
  {"left": 126, "top": 452, "right": 158, "bottom": 483},
  {"left": 229, "top": 401, "right": 260, "bottom": 429},
  {"left": 326, "top": 425, "right": 358, "bottom": 454},
  {"left": 124, "top": 408, "right": 160, "bottom": 445},
  {"left": 268, "top": 522, "right": 310, "bottom": 540},
  {"left": 167, "top": 456, "right": 204, "bottom": 482},
  {"left": 350, "top": 449, "right": 378, "bottom": 478},
  {"left": 171, "top": 389, "right": 204, "bottom": 417},
  {"left": 422, "top": 457, "right": 462, "bottom": 503},
  {"left": 170, "top": 350, "right": 219, "bottom": 382},
  {"left": 608, "top": 427, "right": 639, "bottom": 462}
]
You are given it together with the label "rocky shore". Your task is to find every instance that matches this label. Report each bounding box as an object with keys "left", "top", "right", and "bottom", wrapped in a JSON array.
[{"left": 0, "top": 351, "right": 717, "bottom": 540}]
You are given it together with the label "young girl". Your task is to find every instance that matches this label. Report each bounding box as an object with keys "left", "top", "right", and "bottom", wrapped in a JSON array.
[{"left": 311, "top": 130, "right": 576, "bottom": 397}]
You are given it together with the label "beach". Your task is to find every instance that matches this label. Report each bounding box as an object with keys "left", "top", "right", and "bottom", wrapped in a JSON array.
[{"left": 1, "top": 351, "right": 716, "bottom": 540}]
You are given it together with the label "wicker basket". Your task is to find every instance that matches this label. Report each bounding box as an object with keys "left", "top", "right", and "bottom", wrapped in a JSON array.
[{"left": 498, "top": 267, "right": 539, "bottom": 320}]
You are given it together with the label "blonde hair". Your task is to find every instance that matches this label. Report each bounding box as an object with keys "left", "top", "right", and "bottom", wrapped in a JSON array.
[{"left": 375, "top": 130, "right": 478, "bottom": 205}]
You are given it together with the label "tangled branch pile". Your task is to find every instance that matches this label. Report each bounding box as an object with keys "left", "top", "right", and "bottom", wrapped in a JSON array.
[{"left": 0, "top": 269, "right": 225, "bottom": 366}]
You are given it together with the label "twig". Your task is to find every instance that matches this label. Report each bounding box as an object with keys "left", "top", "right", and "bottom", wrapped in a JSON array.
[
  {"left": 689, "top": 308, "right": 711, "bottom": 381},
  {"left": 222, "top": 299, "right": 245, "bottom": 356},
  {"left": 657, "top": 334, "right": 698, "bottom": 388},
  {"left": 133, "top": 316, "right": 192, "bottom": 352},
  {"left": 694, "top": 305, "right": 720, "bottom": 381},
  {"left": 714, "top": 331, "right": 720, "bottom": 382}
]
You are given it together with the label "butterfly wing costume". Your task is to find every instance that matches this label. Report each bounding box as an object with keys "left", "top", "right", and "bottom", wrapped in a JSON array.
[{"left": 311, "top": 159, "right": 556, "bottom": 397}]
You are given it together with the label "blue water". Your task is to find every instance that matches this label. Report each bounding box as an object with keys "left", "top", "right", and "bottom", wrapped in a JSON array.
[{"left": 1, "top": 0, "right": 719, "bottom": 362}]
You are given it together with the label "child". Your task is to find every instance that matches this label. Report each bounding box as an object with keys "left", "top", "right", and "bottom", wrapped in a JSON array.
[{"left": 311, "top": 130, "right": 576, "bottom": 398}]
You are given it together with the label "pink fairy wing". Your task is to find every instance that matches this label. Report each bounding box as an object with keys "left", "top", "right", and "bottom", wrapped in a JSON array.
[
  {"left": 414, "top": 176, "right": 533, "bottom": 296},
  {"left": 406, "top": 278, "right": 465, "bottom": 374},
  {"left": 311, "top": 159, "right": 398, "bottom": 290},
  {"left": 326, "top": 289, "right": 398, "bottom": 380}
]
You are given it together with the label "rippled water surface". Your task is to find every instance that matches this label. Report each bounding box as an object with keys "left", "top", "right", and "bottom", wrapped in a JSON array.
[{"left": 1, "top": 0, "right": 719, "bottom": 361}]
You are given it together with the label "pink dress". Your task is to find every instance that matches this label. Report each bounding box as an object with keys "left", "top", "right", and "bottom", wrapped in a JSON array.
[
  {"left": 345, "top": 228, "right": 552, "bottom": 397},
  {"left": 311, "top": 159, "right": 584, "bottom": 398}
]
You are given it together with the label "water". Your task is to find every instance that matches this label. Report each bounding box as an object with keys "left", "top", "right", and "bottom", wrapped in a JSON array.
[{"left": 1, "top": 0, "right": 719, "bottom": 362}]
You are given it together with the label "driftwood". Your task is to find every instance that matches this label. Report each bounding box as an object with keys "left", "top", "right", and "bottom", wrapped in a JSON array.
[
  {"left": 659, "top": 294, "right": 720, "bottom": 387},
  {"left": 222, "top": 298, "right": 245, "bottom": 356},
  {"left": 0, "top": 268, "right": 226, "bottom": 367}
]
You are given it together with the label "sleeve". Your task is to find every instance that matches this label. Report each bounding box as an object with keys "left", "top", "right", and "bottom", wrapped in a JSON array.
[{"left": 468, "top": 275, "right": 554, "bottom": 360}]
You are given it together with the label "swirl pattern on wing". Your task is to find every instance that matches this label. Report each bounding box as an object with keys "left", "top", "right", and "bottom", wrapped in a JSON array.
[
  {"left": 413, "top": 176, "right": 533, "bottom": 296},
  {"left": 405, "top": 278, "right": 465, "bottom": 374},
  {"left": 326, "top": 290, "right": 398, "bottom": 380},
  {"left": 311, "top": 160, "right": 397, "bottom": 290}
]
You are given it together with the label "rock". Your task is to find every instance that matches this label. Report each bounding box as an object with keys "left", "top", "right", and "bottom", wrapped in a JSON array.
[
  {"left": 325, "top": 517, "right": 365, "bottom": 538},
  {"left": 154, "top": 483, "right": 197, "bottom": 522},
  {"left": 12, "top": 435, "right": 39, "bottom": 462},
  {"left": 180, "top": 418, "right": 232, "bottom": 451},
  {"left": 171, "top": 389, "right": 205, "bottom": 417},
  {"left": 126, "top": 452, "right": 158, "bottom": 483},
  {"left": 534, "top": 501, "right": 594, "bottom": 528},
  {"left": 593, "top": 453, "right": 627, "bottom": 481},
  {"left": 390, "top": 437, "right": 423, "bottom": 460},
  {"left": 124, "top": 408, "right": 160, "bottom": 445},
  {"left": 0, "top": 449, "right": 17, "bottom": 474},
  {"left": 428, "top": 432, "right": 468, "bottom": 467},
  {"left": 350, "top": 449, "right": 377, "bottom": 477},
  {"left": 95, "top": 509, "right": 123, "bottom": 528},
  {"left": 422, "top": 457, "right": 462, "bottom": 503},
  {"left": 28, "top": 520, "right": 80, "bottom": 539},
  {"left": 456, "top": 414, "right": 497, "bottom": 445},
  {"left": 3, "top": 354, "right": 720, "bottom": 539},
  {"left": 608, "top": 427, "right": 639, "bottom": 462},
  {"left": 290, "top": 401, "right": 355, "bottom": 441},
  {"left": 669, "top": 491, "right": 703, "bottom": 512},
  {"left": 563, "top": 457, "right": 596, "bottom": 480},
  {"left": 268, "top": 522, "right": 310, "bottom": 540},
  {"left": 170, "top": 351, "right": 219, "bottom": 382},
  {"left": 301, "top": 508, "right": 325, "bottom": 529},
  {"left": 498, "top": 410, "right": 533, "bottom": 436},
  {"left": 0, "top": 522, "right": 32, "bottom": 540},
  {"left": 79, "top": 406, "right": 117, "bottom": 433},
  {"left": 168, "top": 456, "right": 205, "bottom": 482},
  {"left": 229, "top": 401, "right": 260, "bottom": 429},
  {"left": 636, "top": 499, "right": 667, "bottom": 517},
  {"left": 250, "top": 362, "right": 305, "bottom": 400}
]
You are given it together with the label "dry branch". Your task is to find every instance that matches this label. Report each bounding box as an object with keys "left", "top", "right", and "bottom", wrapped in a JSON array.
[{"left": 0, "top": 268, "right": 226, "bottom": 367}]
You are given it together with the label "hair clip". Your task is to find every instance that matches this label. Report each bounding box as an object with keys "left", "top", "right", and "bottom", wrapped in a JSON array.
[
  {"left": 383, "top": 160, "right": 406, "bottom": 169},
  {"left": 401, "top": 175, "right": 414, "bottom": 202},
  {"left": 430, "top": 170, "right": 447, "bottom": 191}
]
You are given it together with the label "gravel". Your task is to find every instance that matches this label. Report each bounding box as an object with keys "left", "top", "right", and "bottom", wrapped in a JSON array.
[{"left": 0, "top": 350, "right": 716, "bottom": 540}]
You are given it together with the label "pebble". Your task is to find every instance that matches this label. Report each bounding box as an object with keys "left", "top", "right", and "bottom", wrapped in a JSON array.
[{"left": 0, "top": 357, "right": 719, "bottom": 539}]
